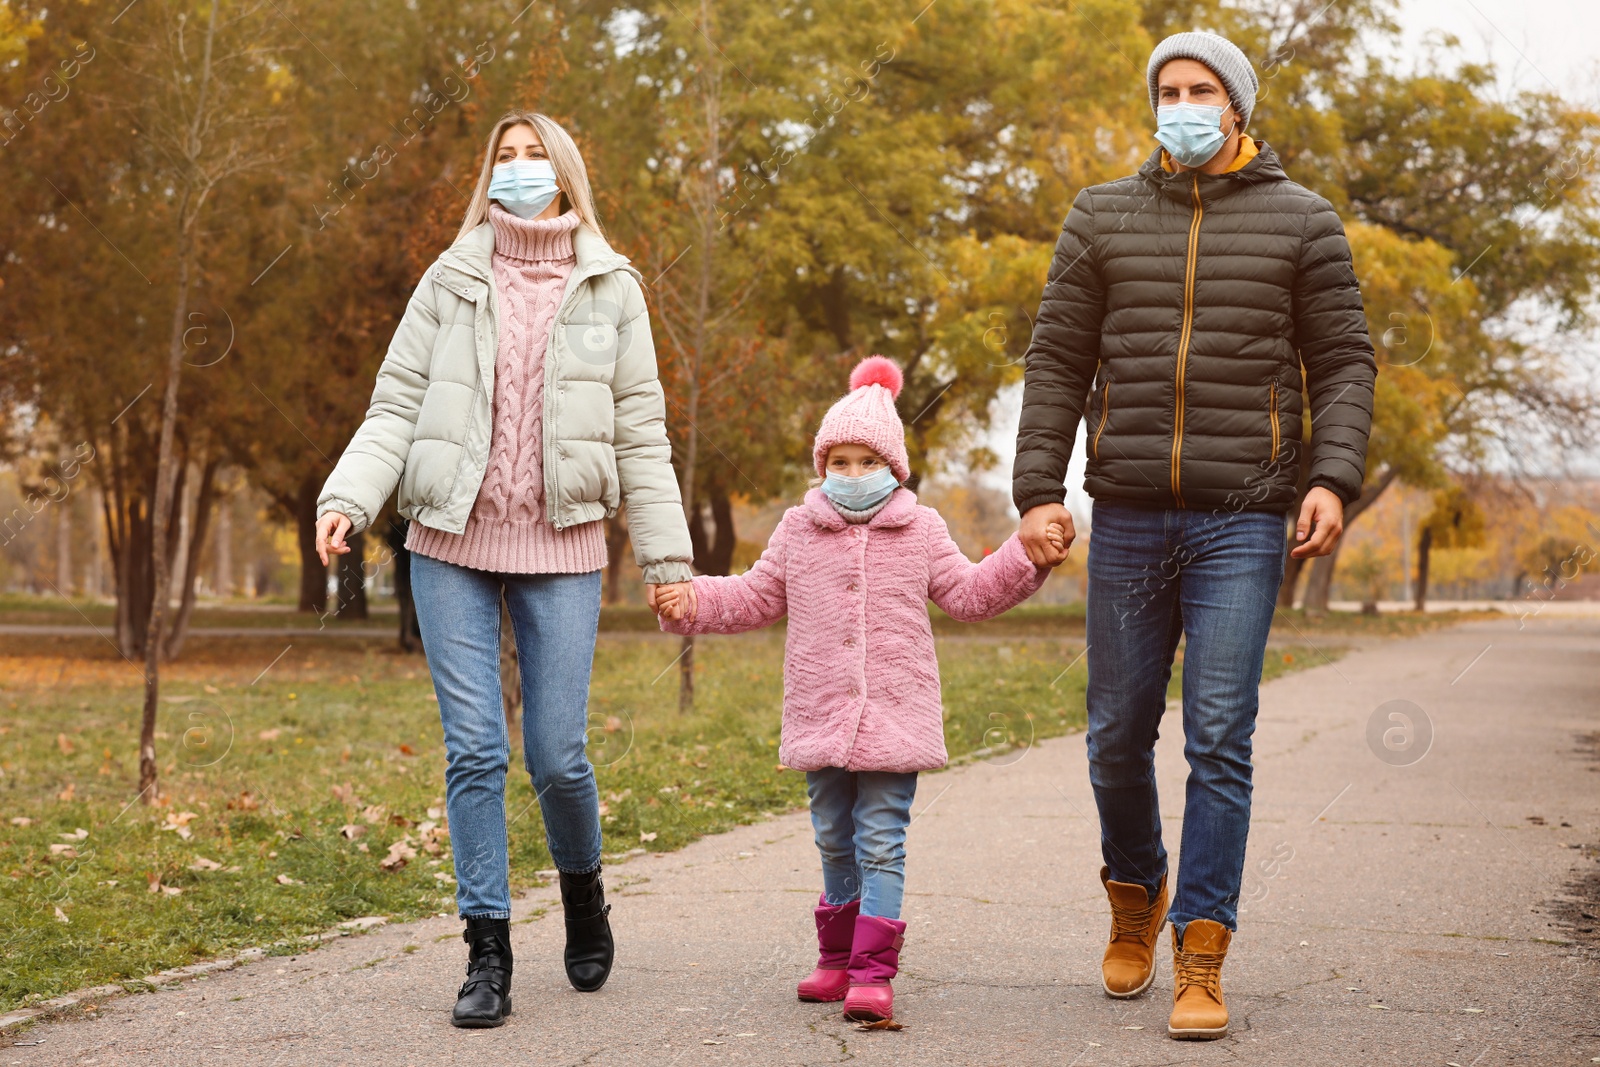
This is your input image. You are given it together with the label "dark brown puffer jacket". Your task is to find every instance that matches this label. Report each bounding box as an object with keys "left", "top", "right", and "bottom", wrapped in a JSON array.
[{"left": 1012, "top": 141, "right": 1377, "bottom": 516}]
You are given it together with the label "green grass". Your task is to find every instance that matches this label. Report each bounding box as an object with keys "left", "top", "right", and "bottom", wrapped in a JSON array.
[{"left": 0, "top": 627, "right": 1336, "bottom": 1013}]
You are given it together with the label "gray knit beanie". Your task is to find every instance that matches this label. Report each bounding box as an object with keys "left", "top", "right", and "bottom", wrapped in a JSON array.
[{"left": 1146, "top": 31, "right": 1259, "bottom": 129}]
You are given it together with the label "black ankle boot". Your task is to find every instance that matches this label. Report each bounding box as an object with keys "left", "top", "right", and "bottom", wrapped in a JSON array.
[
  {"left": 558, "top": 867, "right": 614, "bottom": 992},
  {"left": 452, "top": 917, "right": 512, "bottom": 1028}
]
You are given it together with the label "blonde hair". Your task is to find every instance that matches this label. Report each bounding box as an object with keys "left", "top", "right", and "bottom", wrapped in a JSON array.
[{"left": 455, "top": 111, "right": 605, "bottom": 243}]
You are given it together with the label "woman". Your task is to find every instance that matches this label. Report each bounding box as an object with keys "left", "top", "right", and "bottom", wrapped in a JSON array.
[{"left": 314, "top": 111, "right": 694, "bottom": 1028}]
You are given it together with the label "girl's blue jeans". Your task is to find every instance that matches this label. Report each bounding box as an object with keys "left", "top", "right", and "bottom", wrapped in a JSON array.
[
  {"left": 410, "top": 552, "right": 604, "bottom": 919},
  {"left": 805, "top": 767, "right": 919, "bottom": 919}
]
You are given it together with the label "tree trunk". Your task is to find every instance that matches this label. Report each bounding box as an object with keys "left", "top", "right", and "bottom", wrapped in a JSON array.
[
  {"left": 335, "top": 529, "right": 369, "bottom": 619},
  {"left": 56, "top": 493, "right": 72, "bottom": 595},
  {"left": 1298, "top": 468, "right": 1400, "bottom": 615},
  {"left": 689, "top": 486, "right": 737, "bottom": 576},
  {"left": 604, "top": 510, "right": 629, "bottom": 605},
  {"left": 1413, "top": 525, "right": 1433, "bottom": 613},
  {"left": 163, "top": 456, "right": 219, "bottom": 661},
  {"left": 213, "top": 471, "right": 232, "bottom": 598},
  {"left": 1301, "top": 543, "right": 1343, "bottom": 616},
  {"left": 1278, "top": 552, "right": 1307, "bottom": 608},
  {"left": 500, "top": 594, "right": 521, "bottom": 739},
  {"left": 295, "top": 472, "right": 328, "bottom": 614}
]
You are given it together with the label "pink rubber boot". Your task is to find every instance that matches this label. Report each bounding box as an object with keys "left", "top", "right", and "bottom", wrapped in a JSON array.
[
  {"left": 841, "top": 914, "right": 907, "bottom": 1021},
  {"left": 797, "top": 896, "right": 859, "bottom": 1002}
]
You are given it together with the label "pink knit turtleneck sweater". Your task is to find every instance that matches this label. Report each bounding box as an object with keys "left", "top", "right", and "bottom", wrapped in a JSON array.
[{"left": 406, "top": 206, "right": 608, "bottom": 574}]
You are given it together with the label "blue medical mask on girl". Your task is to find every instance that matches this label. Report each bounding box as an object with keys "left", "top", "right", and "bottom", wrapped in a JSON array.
[
  {"left": 489, "top": 159, "right": 561, "bottom": 218},
  {"left": 821, "top": 465, "right": 899, "bottom": 511},
  {"left": 1154, "top": 102, "right": 1235, "bottom": 168}
]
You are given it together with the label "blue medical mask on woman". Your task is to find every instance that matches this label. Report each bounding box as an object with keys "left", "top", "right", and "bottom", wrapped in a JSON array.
[
  {"left": 821, "top": 465, "right": 899, "bottom": 512},
  {"left": 1154, "top": 102, "right": 1233, "bottom": 168},
  {"left": 489, "top": 159, "right": 561, "bottom": 218}
]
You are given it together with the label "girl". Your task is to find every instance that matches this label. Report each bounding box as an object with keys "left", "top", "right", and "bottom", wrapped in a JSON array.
[
  {"left": 313, "top": 111, "right": 695, "bottom": 1028},
  {"left": 655, "top": 356, "right": 1065, "bottom": 1021}
]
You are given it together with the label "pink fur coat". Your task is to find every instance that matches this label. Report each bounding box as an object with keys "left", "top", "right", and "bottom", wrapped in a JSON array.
[{"left": 660, "top": 488, "right": 1049, "bottom": 772}]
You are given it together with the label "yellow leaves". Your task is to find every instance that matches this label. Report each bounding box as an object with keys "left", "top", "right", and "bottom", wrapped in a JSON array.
[
  {"left": 56, "top": 733, "right": 74, "bottom": 755},
  {"left": 161, "top": 810, "right": 199, "bottom": 840},
  {"left": 379, "top": 838, "right": 416, "bottom": 872}
]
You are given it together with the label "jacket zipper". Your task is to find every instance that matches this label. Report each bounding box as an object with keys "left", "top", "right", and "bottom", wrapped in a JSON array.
[
  {"left": 1092, "top": 381, "right": 1111, "bottom": 460},
  {"left": 1171, "top": 175, "right": 1202, "bottom": 509},
  {"left": 1269, "top": 382, "right": 1280, "bottom": 461}
]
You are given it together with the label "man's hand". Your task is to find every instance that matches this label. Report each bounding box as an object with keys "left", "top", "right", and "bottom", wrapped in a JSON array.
[
  {"left": 315, "top": 511, "right": 352, "bottom": 566},
  {"left": 647, "top": 581, "right": 697, "bottom": 621},
  {"left": 1290, "top": 487, "right": 1345, "bottom": 559},
  {"left": 1020, "top": 503, "right": 1075, "bottom": 567}
]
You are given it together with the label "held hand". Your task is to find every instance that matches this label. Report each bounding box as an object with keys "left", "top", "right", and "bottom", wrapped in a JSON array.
[
  {"left": 647, "top": 581, "right": 697, "bottom": 621},
  {"left": 1043, "top": 522, "right": 1071, "bottom": 568},
  {"left": 1020, "top": 504, "right": 1074, "bottom": 567},
  {"left": 1290, "top": 487, "right": 1345, "bottom": 559},
  {"left": 315, "top": 511, "right": 353, "bottom": 566}
]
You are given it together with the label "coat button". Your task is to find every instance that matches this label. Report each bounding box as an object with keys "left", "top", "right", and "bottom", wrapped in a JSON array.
[
  {"left": 848, "top": 685, "right": 859, "bottom": 697},
  {"left": 846, "top": 582, "right": 858, "bottom": 592},
  {"left": 843, "top": 637, "right": 854, "bottom": 647}
]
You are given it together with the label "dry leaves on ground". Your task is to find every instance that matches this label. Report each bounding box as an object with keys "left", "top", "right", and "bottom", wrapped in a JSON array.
[{"left": 380, "top": 837, "right": 417, "bottom": 872}]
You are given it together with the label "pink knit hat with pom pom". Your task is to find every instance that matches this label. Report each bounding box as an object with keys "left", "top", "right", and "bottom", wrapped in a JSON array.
[{"left": 813, "top": 355, "right": 910, "bottom": 482}]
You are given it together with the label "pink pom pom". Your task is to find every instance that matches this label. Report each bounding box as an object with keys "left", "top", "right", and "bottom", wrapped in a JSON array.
[{"left": 849, "top": 355, "right": 903, "bottom": 399}]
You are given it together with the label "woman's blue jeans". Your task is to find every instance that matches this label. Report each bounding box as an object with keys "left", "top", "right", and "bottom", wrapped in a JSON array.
[
  {"left": 410, "top": 553, "right": 604, "bottom": 919},
  {"left": 806, "top": 768, "right": 919, "bottom": 919},
  {"left": 1085, "top": 503, "right": 1284, "bottom": 934}
]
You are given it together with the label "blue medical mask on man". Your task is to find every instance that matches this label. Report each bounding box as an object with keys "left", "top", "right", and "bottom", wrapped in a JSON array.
[
  {"left": 489, "top": 159, "right": 561, "bottom": 218},
  {"left": 1154, "top": 102, "right": 1236, "bottom": 168},
  {"left": 821, "top": 465, "right": 899, "bottom": 512}
]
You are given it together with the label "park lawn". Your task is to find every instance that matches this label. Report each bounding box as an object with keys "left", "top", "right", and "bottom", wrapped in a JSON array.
[{"left": 0, "top": 627, "right": 1335, "bottom": 1014}]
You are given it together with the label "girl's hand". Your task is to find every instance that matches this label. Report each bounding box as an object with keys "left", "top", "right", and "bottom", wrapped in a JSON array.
[
  {"left": 1043, "top": 521, "right": 1070, "bottom": 567},
  {"left": 316, "top": 511, "right": 353, "bottom": 566}
]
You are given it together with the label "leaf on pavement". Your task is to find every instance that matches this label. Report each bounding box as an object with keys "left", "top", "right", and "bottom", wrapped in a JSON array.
[{"left": 855, "top": 1020, "right": 904, "bottom": 1031}]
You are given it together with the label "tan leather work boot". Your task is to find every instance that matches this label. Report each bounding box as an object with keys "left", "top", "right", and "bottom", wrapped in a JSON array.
[
  {"left": 1100, "top": 866, "right": 1168, "bottom": 998},
  {"left": 1168, "top": 919, "right": 1231, "bottom": 1039}
]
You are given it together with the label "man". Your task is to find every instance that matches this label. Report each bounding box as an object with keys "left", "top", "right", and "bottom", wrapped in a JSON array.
[{"left": 1012, "top": 31, "right": 1376, "bottom": 1040}]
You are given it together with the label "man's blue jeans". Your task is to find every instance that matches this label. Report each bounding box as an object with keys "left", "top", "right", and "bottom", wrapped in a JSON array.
[
  {"left": 1085, "top": 503, "right": 1284, "bottom": 934},
  {"left": 411, "top": 553, "right": 604, "bottom": 919},
  {"left": 806, "top": 768, "right": 919, "bottom": 919}
]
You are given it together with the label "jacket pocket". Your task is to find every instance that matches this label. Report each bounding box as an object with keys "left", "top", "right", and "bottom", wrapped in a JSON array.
[
  {"left": 1092, "top": 381, "right": 1111, "bottom": 461},
  {"left": 1269, "top": 382, "right": 1281, "bottom": 462}
]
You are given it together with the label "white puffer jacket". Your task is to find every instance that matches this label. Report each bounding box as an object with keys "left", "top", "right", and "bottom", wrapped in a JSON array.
[{"left": 317, "top": 220, "right": 693, "bottom": 585}]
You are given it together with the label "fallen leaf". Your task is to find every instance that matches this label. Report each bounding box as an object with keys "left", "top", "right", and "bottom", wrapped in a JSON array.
[
  {"left": 855, "top": 1019, "right": 904, "bottom": 1031},
  {"left": 60, "top": 827, "right": 88, "bottom": 841},
  {"left": 433, "top": 871, "right": 455, "bottom": 883},
  {"left": 164, "top": 811, "right": 199, "bottom": 827},
  {"left": 57, "top": 782, "right": 76, "bottom": 802},
  {"left": 389, "top": 814, "right": 413, "bottom": 828},
  {"left": 604, "top": 716, "right": 623, "bottom": 732},
  {"left": 360, "top": 804, "right": 387, "bottom": 824},
  {"left": 330, "top": 782, "right": 358, "bottom": 805},
  {"left": 275, "top": 873, "right": 302, "bottom": 886},
  {"left": 339, "top": 824, "right": 367, "bottom": 840},
  {"left": 162, "top": 885, "right": 183, "bottom": 896},
  {"left": 188, "top": 857, "right": 223, "bottom": 871},
  {"left": 54, "top": 906, "right": 69, "bottom": 923},
  {"left": 48, "top": 844, "right": 78, "bottom": 857},
  {"left": 57, "top": 734, "right": 75, "bottom": 755},
  {"left": 204, "top": 685, "right": 220, "bottom": 694},
  {"left": 398, "top": 743, "right": 416, "bottom": 756},
  {"left": 380, "top": 838, "right": 417, "bottom": 872},
  {"left": 1369, "top": 1004, "right": 1389, "bottom": 1010},
  {"left": 640, "top": 831, "right": 657, "bottom": 842},
  {"left": 227, "top": 791, "right": 259, "bottom": 811},
  {"left": 10, "top": 816, "right": 33, "bottom": 827},
  {"left": 257, "top": 728, "right": 282, "bottom": 741},
  {"left": 426, "top": 807, "right": 443, "bottom": 820}
]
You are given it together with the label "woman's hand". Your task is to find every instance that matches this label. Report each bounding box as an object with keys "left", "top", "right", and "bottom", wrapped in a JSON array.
[
  {"left": 315, "top": 511, "right": 353, "bottom": 566},
  {"left": 647, "top": 582, "right": 697, "bottom": 621}
]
